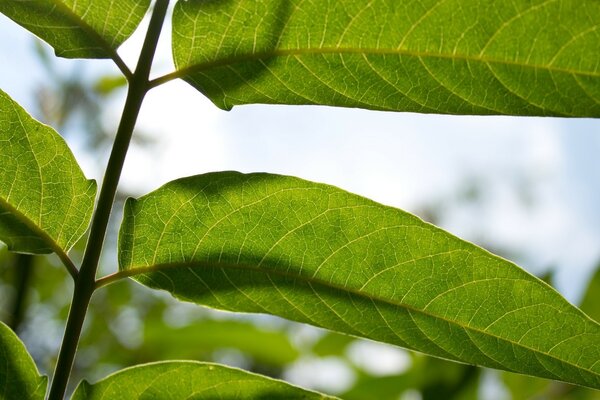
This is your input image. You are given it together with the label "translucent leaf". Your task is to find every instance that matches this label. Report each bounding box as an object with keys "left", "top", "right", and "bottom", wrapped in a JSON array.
[
  {"left": 118, "top": 172, "right": 600, "bottom": 389},
  {"left": 0, "top": 89, "right": 96, "bottom": 255},
  {"left": 0, "top": 321, "right": 47, "bottom": 400},
  {"left": 0, "top": 0, "right": 150, "bottom": 59},
  {"left": 171, "top": 0, "right": 600, "bottom": 117},
  {"left": 71, "top": 361, "right": 334, "bottom": 399}
]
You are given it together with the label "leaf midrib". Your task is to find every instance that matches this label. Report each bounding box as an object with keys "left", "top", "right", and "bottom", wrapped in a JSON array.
[
  {"left": 120, "top": 260, "right": 600, "bottom": 385},
  {"left": 173, "top": 46, "right": 600, "bottom": 81},
  {"left": 47, "top": 0, "right": 122, "bottom": 60},
  {"left": 0, "top": 196, "right": 72, "bottom": 264}
]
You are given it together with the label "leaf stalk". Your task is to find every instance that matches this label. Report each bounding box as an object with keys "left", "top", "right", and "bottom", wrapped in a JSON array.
[{"left": 46, "top": 1, "right": 170, "bottom": 398}]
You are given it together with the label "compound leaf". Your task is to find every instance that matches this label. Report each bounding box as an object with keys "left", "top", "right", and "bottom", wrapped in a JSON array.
[
  {"left": 0, "top": 0, "right": 150, "bottom": 59},
  {"left": 0, "top": 89, "right": 96, "bottom": 255},
  {"left": 171, "top": 0, "right": 600, "bottom": 117},
  {"left": 72, "top": 361, "right": 334, "bottom": 399},
  {"left": 118, "top": 172, "right": 600, "bottom": 390},
  {"left": 0, "top": 321, "right": 47, "bottom": 400}
]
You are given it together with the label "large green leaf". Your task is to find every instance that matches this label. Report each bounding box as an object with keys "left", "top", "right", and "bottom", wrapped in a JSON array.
[
  {"left": 72, "top": 361, "right": 334, "bottom": 399},
  {"left": 170, "top": 0, "right": 600, "bottom": 117},
  {"left": 0, "top": 321, "right": 47, "bottom": 400},
  {"left": 118, "top": 172, "right": 600, "bottom": 389},
  {"left": 0, "top": 89, "right": 96, "bottom": 255},
  {"left": 0, "top": 0, "right": 150, "bottom": 59}
]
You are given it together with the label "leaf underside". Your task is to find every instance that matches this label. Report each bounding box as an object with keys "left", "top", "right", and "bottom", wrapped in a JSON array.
[
  {"left": 0, "top": 0, "right": 150, "bottom": 59},
  {"left": 118, "top": 172, "right": 600, "bottom": 390},
  {"left": 72, "top": 361, "right": 334, "bottom": 399},
  {"left": 172, "top": 0, "right": 600, "bottom": 117},
  {"left": 0, "top": 322, "right": 47, "bottom": 400},
  {"left": 0, "top": 89, "right": 96, "bottom": 254}
]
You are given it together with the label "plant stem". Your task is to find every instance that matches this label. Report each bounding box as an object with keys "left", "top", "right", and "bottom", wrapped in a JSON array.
[
  {"left": 46, "top": 1, "right": 169, "bottom": 398},
  {"left": 8, "top": 254, "right": 34, "bottom": 332}
]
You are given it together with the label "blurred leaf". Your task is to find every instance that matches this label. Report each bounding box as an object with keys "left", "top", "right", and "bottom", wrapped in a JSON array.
[
  {"left": 0, "top": 89, "right": 96, "bottom": 255},
  {"left": 581, "top": 263, "right": 600, "bottom": 323},
  {"left": 342, "top": 374, "right": 414, "bottom": 400},
  {"left": 142, "top": 319, "right": 299, "bottom": 367},
  {"left": 343, "top": 355, "right": 478, "bottom": 400},
  {"left": 502, "top": 372, "right": 556, "bottom": 400},
  {"left": 93, "top": 75, "right": 128, "bottom": 96},
  {"left": 118, "top": 172, "right": 600, "bottom": 389},
  {"left": 6, "top": 254, "right": 34, "bottom": 331},
  {"left": 312, "top": 333, "right": 355, "bottom": 358},
  {"left": 419, "top": 364, "right": 478, "bottom": 400},
  {"left": 0, "top": 0, "right": 150, "bottom": 59},
  {"left": 502, "top": 371, "right": 600, "bottom": 400},
  {"left": 171, "top": 0, "right": 600, "bottom": 117},
  {"left": 0, "top": 321, "right": 47, "bottom": 399},
  {"left": 71, "top": 361, "right": 335, "bottom": 399}
]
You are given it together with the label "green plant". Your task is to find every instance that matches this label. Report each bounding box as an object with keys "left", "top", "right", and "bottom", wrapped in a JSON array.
[{"left": 0, "top": 0, "right": 599, "bottom": 399}]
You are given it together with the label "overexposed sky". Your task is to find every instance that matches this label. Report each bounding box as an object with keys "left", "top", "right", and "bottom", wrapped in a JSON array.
[{"left": 1, "top": 10, "right": 599, "bottom": 304}]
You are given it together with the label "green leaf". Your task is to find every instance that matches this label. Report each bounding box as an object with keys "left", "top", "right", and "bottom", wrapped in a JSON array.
[
  {"left": 343, "top": 356, "right": 479, "bottom": 400},
  {"left": 71, "top": 361, "right": 334, "bottom": 399},
  {"left": 0, "top": 0, "right": 150, "bottom": 59},
  {"left": 0, "top": 321, "right": 47, "bottom": 400},
  {"left": 0, "top": 89, "right": 96, "bottom": 255},
  {"left": 118, "top": 172, "right": 600, "bottom": 389},
  {"left": 170, "top": 0, "right": 600, "bottom": 117},
  {"left": 311, "top": 333, "right": 355, "bottom": 358}
]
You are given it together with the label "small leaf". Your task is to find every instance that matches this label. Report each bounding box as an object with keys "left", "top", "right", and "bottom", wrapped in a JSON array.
[
  {"left": 119, "top": 172, "right": 600, "bottom": 389},
  {"left": 171, "top": 0, "right": 600, "bottom": 117},
  {"left": 312, "top": 333, "right": 355, "bottom": 358},
  {"left": 93, "top": 75, "right": 128, "bottom": 96},
  {"left": 0, "top": 321, "right": 47, "bottom": 400},
  {"left": 0, "top": 0, "right": 150, "bottom": 59},
  {"left": 0, "top": 89, "right": 96, "bottom": 255},
  {"left": 71, "top": 361, "right": 334, "bottom": 399}
]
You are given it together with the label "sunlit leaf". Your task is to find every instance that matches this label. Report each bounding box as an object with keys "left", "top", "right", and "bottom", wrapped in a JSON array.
[
  {"left": 171, "top": 0, "right": 600, "bottom": 117},
  {"left": 0, "top": 321, "right": 47, "bottom": 400},
  {"left": 0, "top": 89, "right": 96, "bottom": 255},
  {"left": 0, "top": 0, "right": 150, "bottom": 59},
  {"left": 71, "top": 361, "right": 335, "bottom": 399},
  {"left": 118, "top": 172, "right": 600, "bottom": 389}
]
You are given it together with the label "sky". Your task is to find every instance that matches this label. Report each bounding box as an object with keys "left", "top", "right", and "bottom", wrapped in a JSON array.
[{"left": 1, "top": 7, "right": 600, "bottom": 398}]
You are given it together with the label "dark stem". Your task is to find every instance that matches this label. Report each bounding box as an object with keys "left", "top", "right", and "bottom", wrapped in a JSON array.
[
  {"left": 46, "top": 1, "right": 169, "bottom": 399},
  {"left": 8, "top": 254, "right": 34, "bottom": 333}
]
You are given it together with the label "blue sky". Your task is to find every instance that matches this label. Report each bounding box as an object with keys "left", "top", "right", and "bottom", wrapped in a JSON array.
[{"left": 1, "top": 11, "right": 599, "bottom": 306}]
